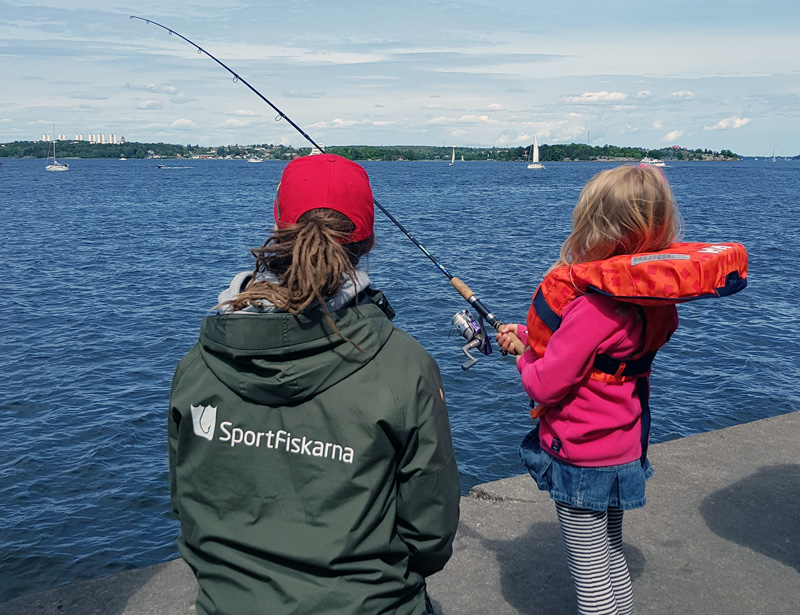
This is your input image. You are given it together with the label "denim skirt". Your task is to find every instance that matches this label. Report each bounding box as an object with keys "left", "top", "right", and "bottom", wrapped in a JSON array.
[{"left": 518, "top": 426, "right": 653, "bottom": 511}]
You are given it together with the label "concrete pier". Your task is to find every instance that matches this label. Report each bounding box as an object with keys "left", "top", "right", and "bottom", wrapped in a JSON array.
[{"left": 2, "top": 411, "right": 798, "bottom": 615}]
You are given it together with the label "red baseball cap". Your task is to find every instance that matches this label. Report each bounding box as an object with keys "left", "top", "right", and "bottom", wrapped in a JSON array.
[{"left": 274, "top": 154, "right": 374, "bottom": 243}]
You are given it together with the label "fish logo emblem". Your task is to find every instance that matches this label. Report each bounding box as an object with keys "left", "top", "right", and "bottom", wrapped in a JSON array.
[{"left": 190, "top": 405, "right": 217, "bottom": 441}]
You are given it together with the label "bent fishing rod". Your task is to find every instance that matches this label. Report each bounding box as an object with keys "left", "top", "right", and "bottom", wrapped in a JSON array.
[{"left": 131, "top": 16, "right": 526, "bottom": 365}]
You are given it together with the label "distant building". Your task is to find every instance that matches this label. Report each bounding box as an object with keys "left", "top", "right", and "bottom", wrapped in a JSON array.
[{"left": 40, "top": 131, "right": 123, "bottom": 143}]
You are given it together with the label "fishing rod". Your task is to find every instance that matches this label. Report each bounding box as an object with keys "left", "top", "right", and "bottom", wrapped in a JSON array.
[{"left": 131, "top": 15, "right": 526, "bottom": 366}]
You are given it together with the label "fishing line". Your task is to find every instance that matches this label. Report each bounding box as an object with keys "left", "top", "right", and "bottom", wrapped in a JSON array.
[{"left": 130, "top": 15, "right": 526, "bottom": 361}]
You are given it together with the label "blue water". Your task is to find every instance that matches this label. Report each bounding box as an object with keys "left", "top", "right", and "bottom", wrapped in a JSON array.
[{"left": 1, "top": 158, "right": 798, "bottom": 602}]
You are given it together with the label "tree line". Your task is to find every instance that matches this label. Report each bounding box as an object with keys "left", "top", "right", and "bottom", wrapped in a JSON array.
[{"left": 0, "top": 140, "right": 740, "bottom": 161}]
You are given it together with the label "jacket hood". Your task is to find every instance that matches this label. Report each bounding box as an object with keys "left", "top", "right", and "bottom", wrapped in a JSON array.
[{"left": 197, "top": 294, "right": 395, "bottom": 406}]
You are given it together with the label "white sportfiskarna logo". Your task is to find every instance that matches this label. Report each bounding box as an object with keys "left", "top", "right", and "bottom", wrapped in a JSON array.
[
  {"left": 190, "top": 405, "right": 217, "bottom": 440},
  {"left": 188, "top": 405, "right": 356, "bottom": 464}
]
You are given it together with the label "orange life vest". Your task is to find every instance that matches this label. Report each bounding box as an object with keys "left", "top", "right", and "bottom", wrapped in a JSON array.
[{"left": 526, "top": 242, "right": 748, "bottom": 384}]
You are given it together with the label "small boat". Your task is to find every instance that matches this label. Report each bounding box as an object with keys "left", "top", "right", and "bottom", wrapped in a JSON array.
[
  {"left": 247, "top": 157, "right": 264, "bottom": 163},
  {"left": 640, "top": 156, "right": 666, "bottom": 167},
  {"left": 45, "top": 126, "right": 69, "bottom": 172},
  {"left": 527, "top": 134, "right": 544, "bottom": 169},
  {"left": 448, "top": 146, "right": 455, "bottom": 166}
]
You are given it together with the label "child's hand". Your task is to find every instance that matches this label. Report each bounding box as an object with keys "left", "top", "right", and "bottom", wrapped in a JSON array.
[{"left": 497, "top": 323, "right": 528, "bottom": 356}]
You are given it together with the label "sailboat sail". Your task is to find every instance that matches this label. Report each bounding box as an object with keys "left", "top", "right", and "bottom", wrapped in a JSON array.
[
  {"left": 527, "top": 134, "right": 544, "bottom": 169},
  {"left": 45, "top": 126, "right": 69, "bottom": 172}
]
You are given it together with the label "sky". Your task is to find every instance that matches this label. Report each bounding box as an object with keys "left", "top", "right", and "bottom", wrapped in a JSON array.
[{"left": 1, "top": 1, "right": 798, "bottom": 157}]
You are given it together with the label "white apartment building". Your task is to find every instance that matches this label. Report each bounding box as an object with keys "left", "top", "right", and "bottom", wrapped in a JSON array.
[{"left": 41, "top": 133, "right": 119, "bottom": 144}]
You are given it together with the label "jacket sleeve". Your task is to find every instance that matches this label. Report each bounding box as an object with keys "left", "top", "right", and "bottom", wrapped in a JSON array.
[
  {"left": 395, "top": 355, "right": 461, "bottom": 577},
  {"left": 518, "top": 294, "right": 640, "bottom": 405}
]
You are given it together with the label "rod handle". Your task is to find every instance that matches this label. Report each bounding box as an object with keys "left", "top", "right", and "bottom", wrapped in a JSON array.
[
  {"left": 450, "top": 276, "right": 474, "bottom": 301},
  {"left": 450, "top": 277, "right": 528, "bottom": 355}
]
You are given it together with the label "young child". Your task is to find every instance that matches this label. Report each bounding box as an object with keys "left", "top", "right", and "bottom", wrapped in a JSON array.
[{"left": 497, "top": 165, "right": 682, "bottom": 615}]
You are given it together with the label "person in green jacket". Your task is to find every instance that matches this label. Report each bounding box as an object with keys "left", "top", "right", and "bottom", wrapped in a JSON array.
[{"left": 168, "top": 153, "right": 461, "bottom": 615}]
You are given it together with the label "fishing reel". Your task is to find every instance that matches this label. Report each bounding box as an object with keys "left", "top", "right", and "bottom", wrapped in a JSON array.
[{"left": 451, "top": 309, "right": 493, "bottom": 370}]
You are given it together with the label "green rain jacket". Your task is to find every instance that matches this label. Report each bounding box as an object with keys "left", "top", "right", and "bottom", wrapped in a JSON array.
[{"left": 168, "top": 291, "right": 461, "bottom": 615}]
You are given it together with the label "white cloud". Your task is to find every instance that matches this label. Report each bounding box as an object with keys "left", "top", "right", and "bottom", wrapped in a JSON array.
[
  {"left": 653, "top": 120, "right": 663, "bottom": 130},
  {"left": 637, "top": 91, "right": 652, "bottom": 98},
  {"left": 171, "top": 119, "right": 197, "bottom": 129},
  {"left": 138, "top": 100, "right": 163, "bottom": 110},
  {"left": 661, "top": 130, "right": 685, "bottom": 142},
  {"left": 670, "top": 90, "right": 695, "bottom": 99},
  {"left": 565, "top": 91, "right": 628, "bottom": 103},
  {"left": 311, "top": 118, "right": 360, "bottom": 128},
  {"left": 145, "top": 84, "right": 178, "bottom": 95},
  {"left": 233, "top": 109, "right": 260, "bottom": 117},
  {"left": 486, "top": 103, "right": 504, "bottom": 110},
  {"left": 284, "top": 91, "right": 325, "bottom": 98},
  {"left": 704, "top": 115, "right": 752, "bottom": 131},
  {"left": 458, "top": 114, "right": 498, "bottom": 124},
  {"left": 170, "top": 94, "right": 197, "bottom": 105},
  {"left": 221, "top": 119, "right": 251, "bottom": 127}
]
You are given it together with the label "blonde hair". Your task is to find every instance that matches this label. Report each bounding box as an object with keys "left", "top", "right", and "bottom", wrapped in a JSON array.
[{"left": 554, "top": 165, "right": 682, "bottom": 269}]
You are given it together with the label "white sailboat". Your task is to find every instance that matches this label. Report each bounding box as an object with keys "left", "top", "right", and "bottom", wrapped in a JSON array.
[
  {"left": 448, "top": 146, "right": 455, "bottom": 166},
  {"left": 771, "top": 145, "right": 776, "bottom": 163},
  {"left": 45, "top": 127, "right": 69, "bottom": 172},
  {"left": 527, "top": 135, "right": 544, "bottom": 169}
]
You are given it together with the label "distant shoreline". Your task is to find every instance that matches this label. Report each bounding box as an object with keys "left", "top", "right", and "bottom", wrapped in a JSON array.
[
  {"left": 2, "top": 156, "right": 753, "bottom": 162},
  {"left": 1, "top": 141, "right": 757, "bottom": 163}
]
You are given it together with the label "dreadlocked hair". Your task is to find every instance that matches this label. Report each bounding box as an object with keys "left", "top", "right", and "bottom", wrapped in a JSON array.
[{"left": 226, "top": 208, "right": 375, "bottom": 348}]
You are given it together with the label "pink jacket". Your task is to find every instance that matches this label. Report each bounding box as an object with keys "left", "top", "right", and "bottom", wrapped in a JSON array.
[{"left": 517, "top": 293, "right": 678, "bottom": 467}]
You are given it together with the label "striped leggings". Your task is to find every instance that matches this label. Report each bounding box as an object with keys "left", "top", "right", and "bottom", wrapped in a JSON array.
[{"left": 554, "top": 502, "right": 633, "bottom": 615}]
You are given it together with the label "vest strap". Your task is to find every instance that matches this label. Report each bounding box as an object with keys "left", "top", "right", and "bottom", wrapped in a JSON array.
[
  {"left": 593, "top": 352, "right": 656, "bottom": 378},
  {"left": 533, "top": 287, "right": 562, "bottom": 332}
]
